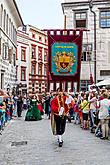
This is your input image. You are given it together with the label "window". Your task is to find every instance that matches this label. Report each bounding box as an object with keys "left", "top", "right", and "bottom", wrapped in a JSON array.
[
  {"left": 32, "top": 46, "right": 36, "bottom": 59},
  {"left": 39, "top": 36, "right": 42, "bottom": 41},
  {"left": 21, "top": 47, "right": 26, "bottom": 61},
  {"left": 100, "top": 11, "right": 110, "bottom": 28},
  {"left": 12, "top": 25, "right": 14, "bottom": 41},
  {"left": 39, "top": 83, "right": 41, "bottom": 93},
  {"left": 45, "top": 38, "right": 47, "bottom": 43},
  {"left": 11, "top": 22, "right": 13, "bottom": 39},
  {"left": 38, "top": 47, "right": 42, "bottom": 60},
  {"left": 2, "top": 43, "right": 8, "bottom": 60},
  {"left": 8, "top": 48, "right": 12, "bottom": 63},
  {"left": 44, "top": 65, "right": 47, "bottom": 75},
  {"left": 16, "top": 48, "right": 18, "bottom": 60},
  {"left": 38, "top": 64, "right": 42, "bottom": 75},
  {"left": 100, "top": 70, "right": 110, "bottom": 76},
  {"left": 3, "top": 10, "right": 6, "bottom": 31},
  {"left": 80, "top": 80, "right": 91, "bottom": 91},
  {"left": 75, "top": 12, "right": 87, "bottom": 28},
  {"left": 6, "top": 14, "right": 8, "bottom": 34},
  {"left": 32, "top": 83, "right": 35, "bottom": 93},
  {"left": 31, "top": 64, "right": 36, "bottom": 75},
  {"left": 16, "top": 66, "right": 18, "bottom": 80},
  {"left": 44, "top": 50, "right": 47, "bottom": 61},
  {"left": 81, "top": 44, "right": 92, "bottom": 61},
  {"left": 0, "top": 5, "right": 3, "bottom": 27},
  {"left": 9, "top": 19, "right": 11, "bottom": 37},
  {"left": 32, "top": 33, "right": 35, "bottom": 38},
  {"left": 21, "top": 67, "right": 26, "bottom": 81},
  {"left": 13, "top": 54, "right": 16, "bottom": 66}
]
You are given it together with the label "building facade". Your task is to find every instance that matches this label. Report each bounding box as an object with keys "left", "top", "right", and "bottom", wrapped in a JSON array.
[
  {"left": 17, "top": 25, "right": 48, "bottom": 96},
  {"left": 0, "top": 0, "right": 23, "bottom": 93},
  {"left": 62, "top": 0, "right": 110, "bottom": 91},
  {"left": 16, "top": 29, "right": 29, "bottom": 95}
]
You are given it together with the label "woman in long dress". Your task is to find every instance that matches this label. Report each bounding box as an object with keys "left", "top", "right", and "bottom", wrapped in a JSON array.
[{"left": 25, "top": 96, "right": 42, "bottom": 121}]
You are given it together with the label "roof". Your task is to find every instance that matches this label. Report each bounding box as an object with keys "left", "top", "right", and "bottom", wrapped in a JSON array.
[{"left": 13, "top": 0, "right": 24, "bottom": 26}]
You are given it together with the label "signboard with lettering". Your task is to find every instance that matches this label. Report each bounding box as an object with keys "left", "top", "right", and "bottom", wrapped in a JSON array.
[{"left": 52, "top": 42, "right": 77, "bottom": 76}]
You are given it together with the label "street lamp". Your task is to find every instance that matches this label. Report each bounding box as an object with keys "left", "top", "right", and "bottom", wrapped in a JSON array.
[{"left": 89, "top": 0, "right": 97, "bottom": 84}]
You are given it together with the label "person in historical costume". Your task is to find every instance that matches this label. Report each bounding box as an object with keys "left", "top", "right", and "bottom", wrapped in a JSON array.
[
  {"left": 25, "top": 96, "right": 42, "bottom": 121},
  {"left": 51, "top": 91, "right": 70, "bottom": 147},
  {"left": 17, "top": 95, "right": 23, "bottom": 117},
  {"left": 44, "top": 93, "right": 52, "bottom": 119},
  {"left": 36, "top": 95, "right": 44, "bottom": 116}
]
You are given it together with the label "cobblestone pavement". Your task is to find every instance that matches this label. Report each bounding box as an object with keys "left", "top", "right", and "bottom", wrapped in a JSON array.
[{"left": 0, "top": 112, "right": 110, "bottom": 165}]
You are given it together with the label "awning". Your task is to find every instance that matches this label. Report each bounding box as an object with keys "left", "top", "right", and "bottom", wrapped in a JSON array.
[{"left": 95, "top": 78, "right": 110, "bottom": 86}]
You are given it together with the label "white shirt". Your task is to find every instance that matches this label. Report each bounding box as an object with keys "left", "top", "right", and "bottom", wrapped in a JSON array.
[
  {"left": 99, "top": 98, "right": 110, "bottom": 119},
  {"left": 65, "top": 95, "right": 73, "bottom": 105}
]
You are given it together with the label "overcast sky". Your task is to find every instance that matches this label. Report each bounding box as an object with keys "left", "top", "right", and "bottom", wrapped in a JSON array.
[{"left": 16, "top": 0, "right": 64, "bottom": 29}]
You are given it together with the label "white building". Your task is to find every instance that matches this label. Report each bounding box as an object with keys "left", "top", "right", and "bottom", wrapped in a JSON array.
[
  {"left": 0, "top": 0, "right": 23, "bottom": 93},
  {"left": 62, "top": 0, "right": 110, "bottom": 91},
  {"left": 17, "top": 29, "right": 29, "bottom": 95},
  {"left": 17, "top": 25, "right": 48, "bottom": 96}
]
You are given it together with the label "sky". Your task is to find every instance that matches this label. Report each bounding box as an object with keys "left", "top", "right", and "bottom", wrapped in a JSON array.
[{"left": 16, "top": 0, "right": 64, "bottom": 29}]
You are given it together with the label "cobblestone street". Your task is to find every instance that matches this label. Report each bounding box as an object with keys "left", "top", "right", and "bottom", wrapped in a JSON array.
[{"left": 0, "top": 112, "right": 110, "bottom": 165}]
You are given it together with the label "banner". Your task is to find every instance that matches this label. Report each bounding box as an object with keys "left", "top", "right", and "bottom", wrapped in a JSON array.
[
  {"left": 45, "top": 29, "right": 83, "bottom": 91},
  {"left": 52, "top": 42, "right": 77, "bottom": 76}
]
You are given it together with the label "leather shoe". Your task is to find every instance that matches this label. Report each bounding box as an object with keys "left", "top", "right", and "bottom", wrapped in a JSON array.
[
  {"left": 100, "top": 137, "right": 105, "bottom": 140},
  {"left": 59, "top": 141, "right": 63, "bottom": 147}
]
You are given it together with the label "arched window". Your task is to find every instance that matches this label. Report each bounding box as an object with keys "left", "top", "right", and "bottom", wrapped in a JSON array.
[
  {"left": 3, "top": 9, "right": 6, "bottom": 31},
  {"left": 0, "top": 5, "right": 3, "bottom": 27},
  {"left": 6, "top": 14, "right": 8, "bottom": 34},
  {"left": 9, "top": 18, "right": 11, "bottom": 37},
  {"left": 11, "top": 22, "right": 13, "bottom": 39},
  {"left": 12, "top": 25, "right": 14, "bottom": 41}
]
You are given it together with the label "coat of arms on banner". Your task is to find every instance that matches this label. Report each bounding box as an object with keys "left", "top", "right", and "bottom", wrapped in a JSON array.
[
  {"left": 54, "top": 51, "right": 75, "bottom": 72},
  {"left": 52, "top": 42, "right": 77, "bottom": 76}
]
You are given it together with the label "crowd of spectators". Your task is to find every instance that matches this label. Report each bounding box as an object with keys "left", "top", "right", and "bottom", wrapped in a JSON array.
[
  {"left": 0, "top": 93, "right": 29, "bottom": 135},
  {"left": 68, "top": 87, "right": 110, "bottom": 140}
]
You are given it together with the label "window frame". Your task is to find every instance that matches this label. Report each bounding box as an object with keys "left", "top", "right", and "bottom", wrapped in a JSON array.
[
  {"left": 21, "top": 67, "right": 26, "bottom": 81},
  {"left": 16, "top": 65, "right": 18, "bottom": 80},
  {"left": 21, "top": 47, "right": 26, "bottom": 61},
  {"left": 31, "top": 45, "right": 36, "bottom": 59},
  {"left": 38, "top": 63, "right": 42, "bottom": 75},
  {"left": 31, "top": 64, "right": 36, "bottom": 75},
  {"left": 74, "top": 11, "right": 87, "bottom": 29},
  {"left": 100, "top": 70, "right": 110, "bottom": 76},
  {"left": 38, "top": 47, "right": 42, "bottom": 60},
  {"left": 81, "top": 43, "right": 92, "bottom": 62},
  {"left": 80, "top": 80, "right": 91, "bottom": 91},
  {"left": 100, "top": 10, "right": 110, "bottom": 28},
  {"left": 44, "top": 49, "right": 47, "bottom": 61},
  {"left": 44, "top": 65, "right": 47, "bottom": 75}
]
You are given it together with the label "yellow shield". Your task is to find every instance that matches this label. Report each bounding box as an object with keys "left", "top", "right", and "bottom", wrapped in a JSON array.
[{"left": 59, "top": 55, "right": 70, "bottom": 70}]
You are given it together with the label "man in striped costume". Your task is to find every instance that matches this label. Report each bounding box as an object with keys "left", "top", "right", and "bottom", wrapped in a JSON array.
[{"left": 51, "top": 91, "right": 70, "bottom": 147}]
